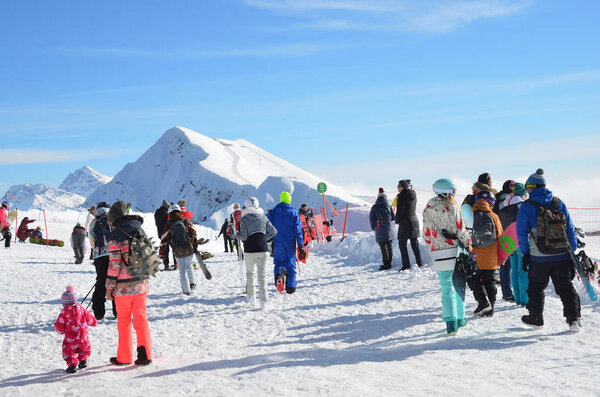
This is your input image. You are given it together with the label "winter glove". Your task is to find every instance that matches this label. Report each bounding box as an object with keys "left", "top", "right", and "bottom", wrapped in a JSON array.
[
  {"left": 298, "top": 247, "right": 306, "bottom": 260},
  {"left": 441, "top": 229, "right": 458, "bottom": 240},
  {"left": 522, "top": 253, "right": 530, "bottom": 273}
]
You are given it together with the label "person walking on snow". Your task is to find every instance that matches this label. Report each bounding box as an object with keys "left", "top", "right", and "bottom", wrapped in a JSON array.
[
  {"left": 106, "top": 200, "right": 152, "bottom": 366},
  {"left": 178, "top": 199, "right": 194, "bottom": 220},
  {"left": 238, "top": 197, "right": 277, "bottom": 309},
  {"left": 54, "top": 285, "right": 97, "bottom": 373},
  {"left": 70, "top": 223, "right": 87, "bottom": 264},
  {"left": 155, "top": 200, "right": 177, "bottom": 270},
  {"left": 230, "top": 203, "right": 244, "bottom": 260},
  {"left": 392, "top": 179, "right": 423, "bottom": 270},
  {"left": 160, "top": 204, "right": 199, "bottom": 296},
  {"left": 89, "top": 202, "right": 116, "bottom": 320},
  {"left": 267, "top": 192, "right": 304, "bottom": 294},
  {"left": 369, "top": 188, "right": 395, "bottom": 271},
  {"left": 468, "top": 190, "right": 504, "bottom": 317},
  {"left": 517, "top": 169, "right": 581, "bottom": 331},
  {"left": 218, "top": 219, "right": 234, "bottom": 253},
  {"left": 423, "top": 178, "right": 472, "bottom": 336},
  {"left": 0, "top": 201, "right": 11, "bottom": 248}
]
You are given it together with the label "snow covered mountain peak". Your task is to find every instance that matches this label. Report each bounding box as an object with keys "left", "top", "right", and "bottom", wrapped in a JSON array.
[
  {"left": 85, "top": 126, "right": 362, "bottom": 228},
  {"left": 59, "top": 165, "right": 112, "bottom": 198}
]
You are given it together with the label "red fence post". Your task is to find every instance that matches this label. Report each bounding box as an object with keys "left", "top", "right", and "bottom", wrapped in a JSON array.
[{"left": 43, "top": 210, "right": 49, "bottom": 247}]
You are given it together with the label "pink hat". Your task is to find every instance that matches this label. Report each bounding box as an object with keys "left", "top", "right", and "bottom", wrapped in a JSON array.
[{"left": 61, "top": 285, "right": 77, "bottom": 306}]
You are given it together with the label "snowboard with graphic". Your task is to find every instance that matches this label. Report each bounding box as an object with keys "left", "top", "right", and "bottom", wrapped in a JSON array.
[
  {"left": 298, "top": 214, "right": 311, "bottom": 263},
  {"left": 193, "top": 250, "right": 212, "bottom": 280},
  {"left": 452, "top": 204, "right": 474, "bottom": 301},
  {"left": 497, "top": 222, "right": 519, "bottom": 265},
  {"left": 569, "top": 250, "right": 598, "bottom": 302}
]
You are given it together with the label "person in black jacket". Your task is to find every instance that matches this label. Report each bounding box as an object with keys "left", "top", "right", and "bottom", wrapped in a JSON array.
[
  {"left": 154, "top": 200, "right": 176, "bottom": 270},
  {"left": 218, "top": 219, "right": 234, "bottom": 253},
  {"left": 394, "top": 179, "right": 422, "bottom": 270}
]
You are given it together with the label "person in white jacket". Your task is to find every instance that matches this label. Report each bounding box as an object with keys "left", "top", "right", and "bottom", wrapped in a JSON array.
[{"left": 423, "top": 178, "right": 472, "bottom": 335}]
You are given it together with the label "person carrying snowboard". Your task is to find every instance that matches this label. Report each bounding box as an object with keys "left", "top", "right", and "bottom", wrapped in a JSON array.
[
  {"left": 160, "top": 204, "right": 199, "bottom": 296},
  {"left": 267, "top": 192, "right": 304, "bottom": 294},
  {"left": 54, "top": 285, "right": 98, "bottom": 373},
  {"left": 468, "top": 190, "right": 504, "bottom": 317},
  {"left": 423, "top": 179, "right": 471, "bottom": 335},
  {"left": 70, "top": 223, "right": 88, "bottom": 264},
  {"left": 106, "top": 200, "right": 153, "bottom": 366},
  {"left": 517, "top": 169, "right": 581, "bottom": 331},
  {"left": 369, "top": 188, "right": 395, "bottom": 271},
  {"left": 393, "top": 179, "right": 423, "bottom": 270},
  {"left": 0, "top": 201, "right": 11, "bottom": 248},
  {"left": 239, "top": 197, "right": 277, "bottom": 309},
  {"left": 89, "top": 202, "right": 117, "bottom": 320}
]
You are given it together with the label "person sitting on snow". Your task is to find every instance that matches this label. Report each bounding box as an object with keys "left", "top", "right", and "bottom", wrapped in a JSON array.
[
  {"left": 32, "top": 226, "right": 43, "bottom": 239},
  {"left": 16, "top": 217, "right": 36, "bottom": 242}
]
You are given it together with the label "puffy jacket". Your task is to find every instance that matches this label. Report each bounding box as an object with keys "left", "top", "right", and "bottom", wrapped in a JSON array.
[
  {"left": 180, "top": 206, "right": 194, "bottom": 220},
  {"left": 266, "top": 202, "right": 303, "bottom": 247},
  {"left": 0, "top": 208, "right": 9, "bottom": 230},
  {"left": 369, "top": 196, "right": 395, "bottom": 243},
  {"left": 160, "top": 212, "right": 197, "bottom": 258},
  {"left": 106, "top": 215, "right": 150, "bottom": 297},
  {"left": 239, "top": 206, "right": 277, "bottom": 253},
  {"left": 394, "top": 189, "right": 420, "bottom": 239},
  {"left": 17, "top": 218, "right": 35, "bottom": 240},
  {"left": 154, "top": 206, "right": 168, "bottom": 236},
  {"left": 516, "top": 188, "right": 576, "bottom": 262},
  {"left": 462, "top": 181, "right": 498, "bottom": 207}
]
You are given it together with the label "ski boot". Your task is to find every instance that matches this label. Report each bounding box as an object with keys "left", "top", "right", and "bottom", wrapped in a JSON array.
[{"left": 275, "top": 269, "right": 286, "bottom": 294}]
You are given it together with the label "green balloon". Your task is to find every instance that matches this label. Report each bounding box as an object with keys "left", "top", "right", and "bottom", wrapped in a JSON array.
[{"left": 317, "top": 182, "right": 327, "bottom": 193}]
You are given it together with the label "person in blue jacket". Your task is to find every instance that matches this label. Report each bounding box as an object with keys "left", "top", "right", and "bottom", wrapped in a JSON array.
[
  {"left": 516, "top": 168, "right": 581, "bottom": 331},
  {"left": 267, "top": 191, "right": 304, "bottom": 294}
]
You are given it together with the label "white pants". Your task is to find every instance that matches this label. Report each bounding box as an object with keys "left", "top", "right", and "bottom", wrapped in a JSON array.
[
  {"left": 245, "top": 252, "right": 269, "bottom": 303},
  {"left": 176, "top": 254, "right": 196, "bottom": 294}
]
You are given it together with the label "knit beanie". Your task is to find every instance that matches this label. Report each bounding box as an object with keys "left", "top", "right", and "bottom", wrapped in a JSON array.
[
  {"left": 525, "top": 168, "right": 546, "bottom": 189},
  {"left": 280, "top": 191, "right": 292, "bottom": 204},
  {"left": 178, "top": 199, "right": 187, "bottom": 207},
  {"left": 513, "top": 182, "right": 527, "bottom": 197},
  {"left": 233, "top": 203, "right": 240, "bottom": 210},
  {"left": 478, "top": 172, "right": 491, "bottom": 185},
  {"left": 398, "top": 179, "right": 411, "bottom": 189},
  {"left": 108, "top": 200, "right": 129, "bottom": 224},
  {"left": 378, "top": 187, "right": 387, "bottom": 198},
  {"left": 244, "top": 197, "right": 259, "bottom": 208},
  {"left": 61, "top": 285, "right": 77, "bottom": 306},
  {"left": 161, "top": 200, "right": 169, "bottom": 209}
]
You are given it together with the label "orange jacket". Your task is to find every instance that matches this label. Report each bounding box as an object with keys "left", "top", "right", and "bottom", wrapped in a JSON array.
[{"left": 472, "top": 199, "right": 504, "bottom": 269}]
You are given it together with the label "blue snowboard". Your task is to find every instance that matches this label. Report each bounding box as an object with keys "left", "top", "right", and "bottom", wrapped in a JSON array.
[
  {"left": 569, "top": 250, "right": 597, "bottom": 302},
  {"left": 452, "top": 205, "right": 474, "bottom": 301}
]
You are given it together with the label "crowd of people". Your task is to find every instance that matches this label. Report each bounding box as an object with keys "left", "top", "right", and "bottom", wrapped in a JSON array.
[{"left": 370, "top": 169, "right": 582, "bottom": 336}]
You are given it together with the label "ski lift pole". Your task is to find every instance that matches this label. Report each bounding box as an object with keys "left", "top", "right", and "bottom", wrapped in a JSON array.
[
  {"left": 14, "top": 209, "right": 18, "bottom": 243},
  {"left": 43, "top": 210, "right": 49, "bottom": 247},
  {"left": 341, "top": 203, "right": 349, "bottom": 242}
]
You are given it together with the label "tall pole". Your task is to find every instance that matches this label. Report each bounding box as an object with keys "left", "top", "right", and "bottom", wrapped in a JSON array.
[
  {"left": 341, "top": 203, "right": 349, "bottom": 241},
  {"left": 43, "top": 210, "right": 49, "bottom": 247}
]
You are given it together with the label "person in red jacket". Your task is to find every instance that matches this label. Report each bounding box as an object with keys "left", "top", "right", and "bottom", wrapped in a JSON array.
[
  {"left": 0, "top": 201, "right": 11, "bottom": 247},
  {"left": 178, "top": 199, "right": 194, "bottom": 220},
  {"left": 17, "top": 217, "right": 36, "bottom": 242},
  {"left": 54, "top": 285, "right": 98, "bottom": 373}
]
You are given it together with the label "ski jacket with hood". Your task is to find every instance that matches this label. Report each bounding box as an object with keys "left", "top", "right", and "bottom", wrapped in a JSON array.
[
  {"left": 0, "top": 208, "right": 9, "bottom": 230},
  {"left": 471, "top": 198, "right": 504, "bottom": 270},
  {"left": 462, "top": 181, "right": 498, "bottom": 207},
  {"left": 516, "top": 187, "right": 576, "bottom": 262},
  {"left": 17, "top": 218, "right": 35, "bottom": 240},
  {"left": 106, "top": 215, "right": 150, "bottom": 297},
  {"left": 369, "top": 196, "right": 395, "bottom": 243},
  {"left": 394, "top": 189, "right": 420, "bottom": 239},
  {"left": 423, "top": 196, "right": 471, "bottom": 272},
  {"left": 239, "top": 206, "right": 277, "bottom": 253},
  {"left": 266, "top": 202, "right": 303, "bottom": 248}
]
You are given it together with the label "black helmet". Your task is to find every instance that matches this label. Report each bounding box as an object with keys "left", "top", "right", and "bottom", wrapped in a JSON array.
[
  {"left": 97, "top": 201, "right": 110, "bottom": 209},
  {"left": 476, "top": 190, "right": 496, "bottom": 206},
  {"left": 1, "top": 201, "right": 8, "bottom": 209}
]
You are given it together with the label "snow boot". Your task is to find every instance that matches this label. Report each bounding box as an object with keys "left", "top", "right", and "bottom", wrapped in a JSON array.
[
  {"left": 66, "top": 365, "right": 77, "bottom": 373},
  {"left": 446, "top": 320, "right": 458, "bottom": 336},
  {"left": 521, "top": 314, "right": 544, "bottom": 328},
  {"left": 190, "top": 283, "right": 196, "bottom": 292},
  {"left": 78, "top": 360, "right": 87, "bottom": 369},
  {"left": 110, "top": 357, "right": 130, "bottom": 366},
  {"left": 134, "top": 346, "right": 152, "bottom": 366},
  {"left": 275, "top": 269, "right": 286, "bottom": 294},
  {"left": 473, "top": 301, "right": 492, "bottom": 316},
  {"left": 567, "top": 317, "right": 582, "bottom": 332},
  {"left": 458, "top": 318, "right": 468, "bottom": 329},
  {"left": 379, "top": 264, "right": 391, "bottom": 271}
]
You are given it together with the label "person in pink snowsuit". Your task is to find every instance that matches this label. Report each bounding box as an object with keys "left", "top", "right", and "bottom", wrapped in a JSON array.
[{"left": 54, "top": 285, "right": 97, "bottom": 373}]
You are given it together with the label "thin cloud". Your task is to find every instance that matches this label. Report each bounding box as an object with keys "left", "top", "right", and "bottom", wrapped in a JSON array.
[
  {"left": 58, "top": 43, "right": 347, "bottom": 58},
  {"left": 243, "top": 0, "right": 533, "bottom": 34},
  {"left": 0, "top": 149, "right": 132, "bottom": 165}
]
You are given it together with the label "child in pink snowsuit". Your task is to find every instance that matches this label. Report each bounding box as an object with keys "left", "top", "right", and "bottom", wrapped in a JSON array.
[{"left": 54, "top": 285, "right": 97, "bottom": 373}]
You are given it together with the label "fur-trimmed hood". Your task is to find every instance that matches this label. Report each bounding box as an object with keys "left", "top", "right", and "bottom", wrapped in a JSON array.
[{"left": 472, "top": 181, "right": 498, "bottom": 195}]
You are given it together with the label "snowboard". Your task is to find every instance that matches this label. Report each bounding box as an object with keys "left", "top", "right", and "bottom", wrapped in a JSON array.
[
  {"left": 452, "top": 205, "right": 475, "bottom": 301},
  {"left": 297, "top": 214, "right": 311, "bottom": 263},
  {"left": 569, "top": 250, "right": 598, "bottom": 302},
  {"left": 193, "top": 250, "right": 212, "bottom": 280},
  {"left": 8, "top": 210, "right": 17, "bottom": 223},
  {"left": 497, "top": 222, "right": 518, "bottom": 265}
]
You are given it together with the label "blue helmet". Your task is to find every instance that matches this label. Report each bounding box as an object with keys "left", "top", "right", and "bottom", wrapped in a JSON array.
[{"left": 433, "top": 178, "right": 456, "bottom": 197}]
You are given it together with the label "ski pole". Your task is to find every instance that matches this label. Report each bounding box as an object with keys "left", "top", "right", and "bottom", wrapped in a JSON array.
[{"left": 80, "top": 284, "right": 95, "bottom": 307}]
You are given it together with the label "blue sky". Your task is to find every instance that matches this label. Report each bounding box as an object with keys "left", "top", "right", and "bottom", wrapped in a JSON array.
[{"left": 1, "top": 0, "right": 600, "bottom": 205}]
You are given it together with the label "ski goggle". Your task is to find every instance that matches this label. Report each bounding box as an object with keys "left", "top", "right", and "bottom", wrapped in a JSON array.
[{"left": 525, "top": 183, "right": 536, "bottom": 190}]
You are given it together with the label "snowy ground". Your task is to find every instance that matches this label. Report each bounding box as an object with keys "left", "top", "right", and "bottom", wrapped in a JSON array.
[{"left": 1, "top": 211, "right": 600, "bottom": 396}]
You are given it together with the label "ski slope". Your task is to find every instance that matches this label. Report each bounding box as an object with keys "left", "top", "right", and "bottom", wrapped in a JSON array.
[{"left": 1, "top": 210, "right": 599, "bottom": 396}]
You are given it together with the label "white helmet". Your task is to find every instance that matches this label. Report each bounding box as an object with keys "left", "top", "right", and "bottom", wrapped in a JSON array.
[
  {"left": 168, "top": 204, "right": 181, "bottom": 213},
  {"left": 244, "top": 197, "right": 259, "bottom": 209}
]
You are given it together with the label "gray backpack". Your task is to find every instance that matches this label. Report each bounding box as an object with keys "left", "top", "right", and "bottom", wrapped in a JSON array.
[
  {"left": 119, "top": 229, "right": 161, "bottom": 279},
  {"left": 471, "top": 211, "right": 497, "bottom": 248}
]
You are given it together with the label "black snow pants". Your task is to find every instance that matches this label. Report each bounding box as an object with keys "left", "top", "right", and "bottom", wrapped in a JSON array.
[
  {"left": 92, "top": 256, "right": 116, "bottom": 320},
  {"left": 398, "top": 237, "right": 422, "bottom": 269},
  {"left": 527, "top": 258, "right": 580, "bottom": 320},
  {"left": 378, "top": 241, "right": 393, "bottom": 267},
  {"left": 468, "top": 269, "right": 497, "bottom": 306}
]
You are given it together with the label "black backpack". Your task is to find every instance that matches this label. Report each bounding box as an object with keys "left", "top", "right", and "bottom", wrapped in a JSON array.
[
  {"left": 93, "top": 217, "right": 111, "bottom": 249},
  {"left": 377, "top": 206, "right": 392, "bottom": 227},
  {"left": 526, "top": 197, "right": 570, "bottom": 254},
  {"left": 471, "top": 211, "right": 497, "bottom": 248},
  {"left": 497, "top": 204, "right": 519, "bottom": 230},
  {"left": 171, "top": 219, "right": 190, "bottom": 248}
]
